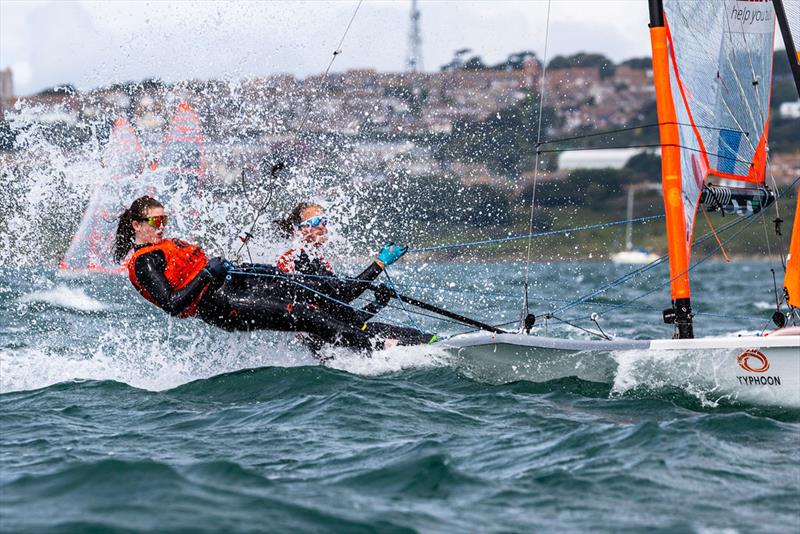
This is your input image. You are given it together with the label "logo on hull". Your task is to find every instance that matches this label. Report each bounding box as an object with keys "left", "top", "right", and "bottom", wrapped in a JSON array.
[{"left": 737, "top": 349, "right": 770, "bottom": 373}]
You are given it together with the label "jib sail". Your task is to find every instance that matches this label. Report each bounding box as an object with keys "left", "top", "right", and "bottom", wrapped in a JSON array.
[
  {"left": 59, "top": 117, "right": 145, "bottom": 274},
  {"left": 649, "top": 0, "right": 776, "bottom": 337}
]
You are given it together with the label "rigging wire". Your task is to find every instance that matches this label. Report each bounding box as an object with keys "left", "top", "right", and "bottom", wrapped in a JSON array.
[
  {"left": 537, "top": 121, "right": 749, "bottom": 147},
  {"left": 233, "top": 0, "right": 364, "bottom": 261},
  {"left": 295, "top": 0, "right": 364, "bottom": 135},
  {"left": 552, "top": 177, "right": 800, "bottom": 329},
  {"left": 411, "top": 214, "right": 663, "bottom": 253},
  {"left": 522, "top": 0, "right": 552, "bottom": 327}
]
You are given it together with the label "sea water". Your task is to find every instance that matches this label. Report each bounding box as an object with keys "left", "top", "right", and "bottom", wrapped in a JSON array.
[{"left": 1, "top": 261, "right": 798, "bottom": 533}]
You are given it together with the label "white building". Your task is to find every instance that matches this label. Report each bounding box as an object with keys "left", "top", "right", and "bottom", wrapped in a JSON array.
[
  {"left": 779, "top": 100, "right": 800, "bottom": 119},
  {"left": 0, "top": 68, "right": 13, "bottom": 100},
  {"left": 558, "top": 148, "right": 660, "bottom": 170}
]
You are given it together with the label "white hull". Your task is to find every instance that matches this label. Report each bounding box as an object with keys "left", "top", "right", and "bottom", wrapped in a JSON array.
[{"left": 438, "top": 332, "right": 800, "bottom": 407}]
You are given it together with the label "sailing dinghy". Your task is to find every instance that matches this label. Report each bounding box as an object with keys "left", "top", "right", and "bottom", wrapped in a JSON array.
[
  {"left": 145, "top": 101, "right": 206, "bottom": 240},
  {"left": 59, "top": 117, "right": 145, "bottom": 274},
  {"left": 431, "top": 0, "right": 800, "bottom": 406}
]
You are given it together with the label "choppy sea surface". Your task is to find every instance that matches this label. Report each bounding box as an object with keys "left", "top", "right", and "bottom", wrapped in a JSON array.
[{"left": 1, "top": 261, "right": 798, "bottom": 533}]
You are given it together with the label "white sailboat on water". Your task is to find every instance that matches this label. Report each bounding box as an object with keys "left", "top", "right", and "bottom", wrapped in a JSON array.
[
  {"left": 435, "top": 0, "right": 800, "bottom": 407},
  {"left": 610, "top": 185, "right": 661, "bottom": 265}
]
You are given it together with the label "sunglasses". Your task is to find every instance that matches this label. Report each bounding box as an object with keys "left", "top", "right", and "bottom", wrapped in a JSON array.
[
  {"left": 299, "top": 216, "right": 328, "bottom": 229},
  {"left": 138, "top": 215, "right": 169, "bottom": 228}
]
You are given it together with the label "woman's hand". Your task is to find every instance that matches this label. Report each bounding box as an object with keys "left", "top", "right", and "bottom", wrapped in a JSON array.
[
  {"left": 205, "top": 257, "right": 231, "bottom": 283},
  {"left": 376, "top": 243, "right": 408, "bottom": 267}
]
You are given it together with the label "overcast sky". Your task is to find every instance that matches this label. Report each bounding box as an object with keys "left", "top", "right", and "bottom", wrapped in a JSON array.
[{"left": 1, "top": 0, "right": 655, "bottom": 96}]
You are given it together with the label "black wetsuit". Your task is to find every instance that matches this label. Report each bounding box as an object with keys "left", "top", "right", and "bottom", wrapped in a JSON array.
[{"left": 131, "top": 246, "right": 432, "bottom": 350}]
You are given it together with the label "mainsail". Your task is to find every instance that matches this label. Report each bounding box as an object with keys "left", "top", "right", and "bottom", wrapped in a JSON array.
[
  {"left": 59, "top": 117, "right": 145, "bottom": 274},
  {"left": 649, "top": 0, "right": 777, "bottom": 337},
  {"left": 773, "top": 1, "right": 800, "bottom": 310}
]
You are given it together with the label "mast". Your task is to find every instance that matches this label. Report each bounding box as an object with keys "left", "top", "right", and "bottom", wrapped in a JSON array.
[
  {"left": 773, "top": 0, "right": 800, "bottom": 98},
  {"left": 774, "top": 0, "right": 800, "bottom": 314},
  {"left": 786, "top": 196, "right": 800, "bottom": 311},
  {"left": 648, "top": 0, "right": 693, "bottom": 338}
]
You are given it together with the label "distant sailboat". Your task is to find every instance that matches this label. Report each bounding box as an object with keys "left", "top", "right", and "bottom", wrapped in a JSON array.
[
  {"left": 146, "top": 101, "right": 206, "bottom": 239},
  {"left": 59, "top": 117, "right": 145, "bottom": 274},
  {"left": 60, "top": 102, "right": 207, "bottom": 273},
  {"left": 610, "top": 185, "right": 660, "bottom": 264}
]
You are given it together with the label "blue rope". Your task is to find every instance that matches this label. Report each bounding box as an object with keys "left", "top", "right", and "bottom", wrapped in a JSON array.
[
  {"left": 587, "top": 208, "right": 765, "bottom": 318},
  {"left": 228, "top": 265, "right": 759, "bottom": 328},
  {"left": 547, "top": 176, "right": 800, "bottom": 321},
  {"left": 381, "top": 266, "right": 423, "bottom": 331},
  {"left": 410, "top": 214, "right": 665, "bottom": 253},
  {"left": 547, "top": 211, "right": 754, "bottom": 317}
]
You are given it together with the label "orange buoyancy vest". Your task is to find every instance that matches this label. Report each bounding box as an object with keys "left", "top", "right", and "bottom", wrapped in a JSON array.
[{"left": 128, "top": 238, "right": 209, "bottom": 317}]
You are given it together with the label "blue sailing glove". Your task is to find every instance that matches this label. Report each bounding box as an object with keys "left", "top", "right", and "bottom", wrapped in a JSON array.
[{"left": 376, "top": 243, "right": 408, "bottom": 267}]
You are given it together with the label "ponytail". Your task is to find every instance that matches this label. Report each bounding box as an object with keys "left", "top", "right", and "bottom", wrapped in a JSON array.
[
  {"left": 114, "top": 195, "right": 163, "bottom": 263},
  {"left": 272, "top": 202, "right": 322, "bottom": 239}
]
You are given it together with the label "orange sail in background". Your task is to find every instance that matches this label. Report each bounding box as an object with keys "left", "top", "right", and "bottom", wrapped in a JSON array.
[
  {"left": 145, "top": 101, "right": 206, "bottom": 239},
  {"left": 59, "top": 117, "right": 145, "bottom": 274}
]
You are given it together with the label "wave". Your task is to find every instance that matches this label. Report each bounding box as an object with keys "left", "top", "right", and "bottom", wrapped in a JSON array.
[
  {"left": 0, "top": 458, "right": 412, "bottom": 533},
  {"left": 333, "top": 447, "right": 483, "bottom": 499},
  {"left": 4, "top": 365, "right": 797, "bottom": 425},
  {"left": 0, "top": 326, "right": 448, "bottom": 395},
  {"left": 18, "top": 285, "right": 110, "bottom": 312},
  {"left": 0, "top": 330, "right": 318, "bottom": 394}
]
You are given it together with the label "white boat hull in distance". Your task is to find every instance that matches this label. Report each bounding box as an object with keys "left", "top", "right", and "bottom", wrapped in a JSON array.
[
  {"left": 438, "top": 332, "right": 800, "bottom": 407},
  {"left": 610, "top": 250, "right": 661, "bottom": 265}
]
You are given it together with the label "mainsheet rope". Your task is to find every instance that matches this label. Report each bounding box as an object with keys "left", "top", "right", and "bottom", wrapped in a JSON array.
[
  {"left": 222, "top": 205, "right": 771, "bottom": 338},
  {"left": 547, "top": 207, "right": 763, "bottom": 317},
  {"left": 554, "top": 207, "right": 767, "bottom": 330}
]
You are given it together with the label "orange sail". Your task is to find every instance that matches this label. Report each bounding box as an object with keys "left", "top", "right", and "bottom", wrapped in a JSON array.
[
  {"left": 146, "top": 101, "right": 206, "bottom": 239},
  {"left": 59, "top": 117, "right": 145, "bottom": 274},
  {"left": 785, "top": 194, "right": 800, "bottom": 308}
]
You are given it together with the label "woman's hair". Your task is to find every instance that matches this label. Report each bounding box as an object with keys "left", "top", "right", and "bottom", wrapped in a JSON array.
[
  {"left": 273, "top": 202, "right": 322, "bottom": 239},
  {"left": 113, "top": 195, "right": 163, "bottom": 263}
]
